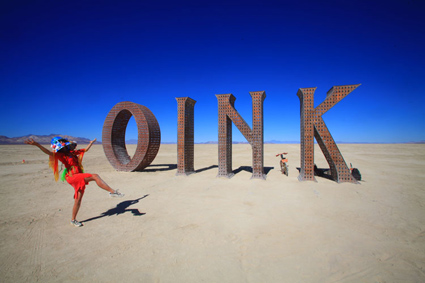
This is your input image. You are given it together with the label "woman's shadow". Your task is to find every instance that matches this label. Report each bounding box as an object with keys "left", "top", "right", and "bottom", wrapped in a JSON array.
[{"left": 82, "top": 195, "right": 149, "bottom": 223}]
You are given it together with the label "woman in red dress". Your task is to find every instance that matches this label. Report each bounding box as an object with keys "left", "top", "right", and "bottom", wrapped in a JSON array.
[{"left": 25, "top": 137, "right": 124, "bottom": 227}]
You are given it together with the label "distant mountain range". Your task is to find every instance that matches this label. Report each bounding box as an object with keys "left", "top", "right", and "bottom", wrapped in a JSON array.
[
  {"left": 1, "top": 136, "right": 297, "bottom": 145},
  {"left": 0, "top": 134, "right": 96, "bottom": 145},
  {"left": 90, "top": 139, "right": 297, "bottom": 144},
  {"left": 1, "top": 135, "right": 424, "bottom": 145},
  {"left": 194, "top": 141, "right": 299, "bottom": 144}
]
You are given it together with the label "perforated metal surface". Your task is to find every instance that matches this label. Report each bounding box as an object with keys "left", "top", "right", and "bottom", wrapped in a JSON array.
[
  {"left": 297, "top": 85, "right": 360, "bottom": 183},
  {"left": 216, "top": 91, "right": 266, "bottom": 179},
  {"left": 176, "top": 97, "right": 196, "bottom": 175},
  {"left": 102, "top": 101, "right": 161, "bottom": 172}
]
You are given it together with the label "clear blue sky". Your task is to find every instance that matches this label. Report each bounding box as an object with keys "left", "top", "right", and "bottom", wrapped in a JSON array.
[{"left": 1, "top": 0, "right": 424, "bottom": 143}]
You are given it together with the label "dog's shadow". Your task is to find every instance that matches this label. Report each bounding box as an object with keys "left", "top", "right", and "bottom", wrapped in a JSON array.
[{"left": 82, "top": 194, "right": 149, "bottom": 223}]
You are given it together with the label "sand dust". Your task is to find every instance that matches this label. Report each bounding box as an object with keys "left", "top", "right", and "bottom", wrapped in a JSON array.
[{"left": 1, "top": 144, "right": 424, "bottom": 282}]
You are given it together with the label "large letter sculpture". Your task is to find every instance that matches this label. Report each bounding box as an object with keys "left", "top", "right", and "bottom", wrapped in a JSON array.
[
  {"left": 102, "top": 101, "right": 161, "bottom": 172},
  {"left": 297, "top": 85, "right": 360, "bottom": 183},
  {"left": 176, "top": 97, "right": 196, "bottom": 175},
  {"left": 216, "top": 91, "right": 266, "bottom": 179}
]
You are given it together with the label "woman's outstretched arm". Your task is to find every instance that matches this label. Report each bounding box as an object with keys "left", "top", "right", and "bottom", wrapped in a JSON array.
[
  {"left": 84, "top": 138, "right": 97, "bottom": 152},
  {"left": 25, "top": 138, "right": 53, "bottom": 156}
]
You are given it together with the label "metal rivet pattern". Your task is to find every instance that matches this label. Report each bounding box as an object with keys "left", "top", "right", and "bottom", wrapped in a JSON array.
[
  {"left": 176, "top": 97, "right": 196, "bottom": 176},
  {"left": 216, "top": 92, "right": 266, "bottom": 179},
  {"left": 102, "top": 101, "right": 161, "bottom": 172},
  {"left": 297, "top": 85, "right": 360, "bottom": 183}
]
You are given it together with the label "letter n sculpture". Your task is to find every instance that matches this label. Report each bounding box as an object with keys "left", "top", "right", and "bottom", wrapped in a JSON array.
[
  {"left": 297, "top": 85, "right": 360, "bottom": 183},
  {"left": 102, "top": 101, "right": 161, "bottom": 171},
  {"left": 176, "top": 97, "right": 196, "bottom": 175},
  {"left": 216, "top": 91, "right": 266, "bottom": 179}
]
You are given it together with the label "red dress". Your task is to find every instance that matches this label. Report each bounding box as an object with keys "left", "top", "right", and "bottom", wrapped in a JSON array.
[{"left": 51, "top": 149, "right": 93, "bottom": 199}]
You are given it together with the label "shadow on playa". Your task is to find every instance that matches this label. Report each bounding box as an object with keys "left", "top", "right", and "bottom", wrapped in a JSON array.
[
  {"left": 82, "top": 195, "right": 149, "bottom": 223},
  {"left": 233, "top": 166, "right": 274, "bottom": 175}
]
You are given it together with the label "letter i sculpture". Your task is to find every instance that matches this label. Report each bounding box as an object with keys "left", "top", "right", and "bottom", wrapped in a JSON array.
[{"left": 176, "top": 97, "right": 196, "bottom": 175}]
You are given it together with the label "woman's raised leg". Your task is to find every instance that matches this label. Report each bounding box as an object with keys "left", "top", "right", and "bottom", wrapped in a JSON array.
[
  {"left": 84, "top": 174, "right": 124, "bottom": 197},
  {"left": 85, "top": 174, "right": 114, "bottom": 193}
]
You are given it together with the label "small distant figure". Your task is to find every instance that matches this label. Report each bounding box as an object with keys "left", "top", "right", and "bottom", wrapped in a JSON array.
[
  {"left": 22, "top": 159, "right": 25, "bottom": 164},
  {"left": 25, "top": 137, "right": 124, "bottom": 227},
  {"left": 276, "top": 152, "right": 289, "bottom": 176},
  {"left": 350, "top": 163, "right": 362, "bottom": 181}
]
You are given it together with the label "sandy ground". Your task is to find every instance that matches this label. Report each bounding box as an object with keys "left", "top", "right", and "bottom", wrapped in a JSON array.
[{"left": 0, "top": 143, "right": 424, "bottom": 282}]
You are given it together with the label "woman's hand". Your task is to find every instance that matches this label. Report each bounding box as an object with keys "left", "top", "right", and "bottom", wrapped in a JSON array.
[
  {"left": 24, "top": 138, "right": 38, "bottom": 146},
  {"left": 85, "top": 138, "right": 97, "bottom": 152},
  {"left": 25, "top": 138, "right": 53, "bottom": 156}
]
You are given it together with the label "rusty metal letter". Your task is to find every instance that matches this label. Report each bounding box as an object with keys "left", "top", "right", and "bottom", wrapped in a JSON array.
[
  {"left": 102, "top": 101, "right": 161, "bottom": 172},
  {"left": 216, "top": 91, "right": 266, "bottom": 179},
  {"left": 176, "top": 97, "right": 196, "bottom": 175},
  {"left": 297, "top": 85, "right": 360, "bottom": 183}
]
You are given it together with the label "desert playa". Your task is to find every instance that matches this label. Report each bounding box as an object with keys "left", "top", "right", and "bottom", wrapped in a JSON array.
[{"left": 1, "top": 143, "right": 424, "bottom": 282}]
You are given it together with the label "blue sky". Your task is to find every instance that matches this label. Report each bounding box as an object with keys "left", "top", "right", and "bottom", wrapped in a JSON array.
[{"left": 1, "top": 0, "right": 424, "bottom": 143}]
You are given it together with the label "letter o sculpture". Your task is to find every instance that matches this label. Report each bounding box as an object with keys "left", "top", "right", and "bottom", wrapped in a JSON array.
[{"left": 102, "top": 101, "right": 161, "bottom": 172}]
